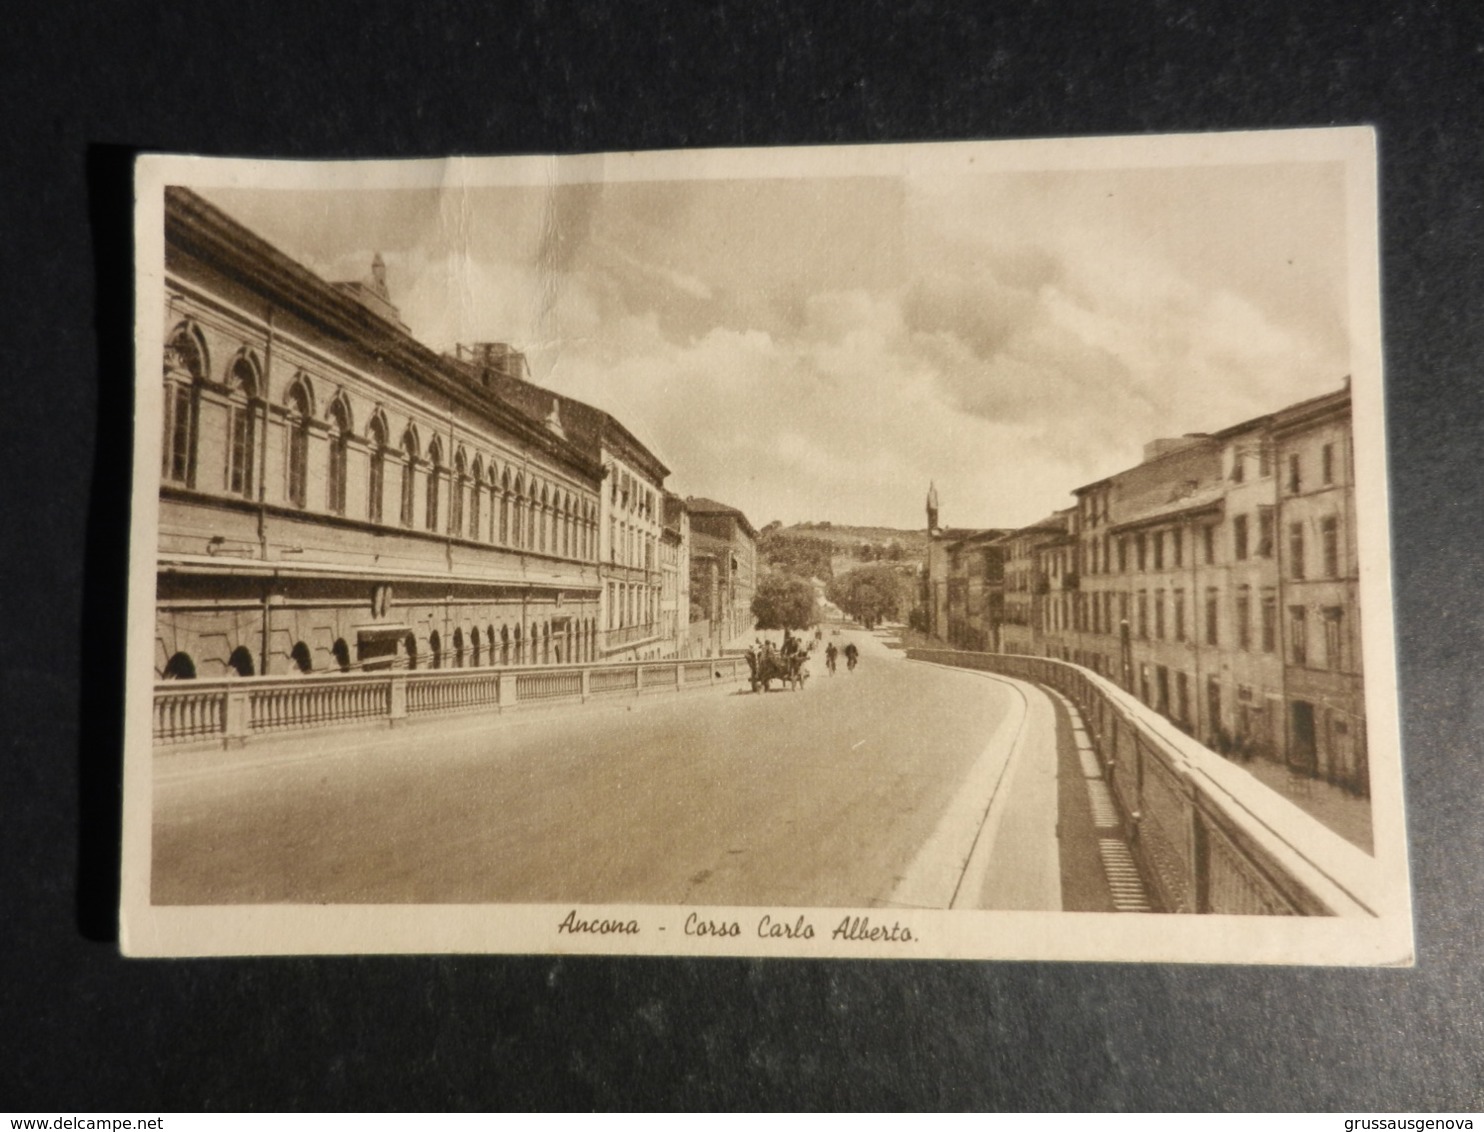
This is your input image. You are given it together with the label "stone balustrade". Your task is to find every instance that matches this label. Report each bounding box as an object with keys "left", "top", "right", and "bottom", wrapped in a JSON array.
[{"left": 153, "top": 656, "right": 748, "bottom": 750}]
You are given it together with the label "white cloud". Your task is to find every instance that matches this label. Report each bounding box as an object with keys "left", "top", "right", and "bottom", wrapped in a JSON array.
[{"left": 201, "top": 160, "right": 1352, "bottom": 533}]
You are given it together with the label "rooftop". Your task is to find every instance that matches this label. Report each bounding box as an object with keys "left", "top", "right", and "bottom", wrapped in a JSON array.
[{"left": 686, "top": 497, "right": 758, "bottom": 540}]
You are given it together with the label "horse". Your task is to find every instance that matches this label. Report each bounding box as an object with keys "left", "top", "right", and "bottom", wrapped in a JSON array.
[{"left": 746, "top": 648, "right": 808, "bottom": 693}]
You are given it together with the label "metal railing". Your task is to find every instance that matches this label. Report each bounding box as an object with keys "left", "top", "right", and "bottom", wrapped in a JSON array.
[
  {"left": 153, "top": 655, "right": 749, "bottom": 749},
  {"left": 908, "top": 648, "right": 1379, "bottom": 918}
]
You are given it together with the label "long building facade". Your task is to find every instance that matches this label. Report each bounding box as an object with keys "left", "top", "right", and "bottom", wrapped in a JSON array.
[
  {"left": 921, "top": 385, "right": 1368, "bottom": 796},
  {"left": 444, "top": 344, "right": 676, "bottom": 661},
  {"left": 156, "top": 188, "right": 608, "bottom": 682}
]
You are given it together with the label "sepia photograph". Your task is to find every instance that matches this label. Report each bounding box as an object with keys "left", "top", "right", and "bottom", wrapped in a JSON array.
[{"left": 122, "top": 129, "right": 1411, "bottom": 962}]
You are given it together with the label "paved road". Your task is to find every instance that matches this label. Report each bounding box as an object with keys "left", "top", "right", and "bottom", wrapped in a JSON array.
[{"left": 153, "top": 628, "right": 1125, "bottom": 910}]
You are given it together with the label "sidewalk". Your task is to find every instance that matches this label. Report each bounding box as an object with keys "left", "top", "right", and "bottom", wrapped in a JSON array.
[
  {"left": 904, "top": 637, "right": 1376, "bottom": 855},
  {"left": 1234, "top": 754, "right": 1374, "bottom": 854}
]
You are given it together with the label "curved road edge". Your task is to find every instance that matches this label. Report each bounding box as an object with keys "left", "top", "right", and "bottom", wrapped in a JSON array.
[{"left": 887, "top": 664, "right": 1061, "bottom": 910}]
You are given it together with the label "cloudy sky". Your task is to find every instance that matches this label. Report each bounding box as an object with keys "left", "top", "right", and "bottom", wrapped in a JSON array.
[{"left": 198, "top": 147, "right": 1353, "bottom": 531}]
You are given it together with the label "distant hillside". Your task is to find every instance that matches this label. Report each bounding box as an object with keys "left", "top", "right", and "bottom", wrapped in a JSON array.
[
  {"left": 757, "top": 521, "right": 929, "bottom": 580},
  {"left": 780, "top": 521, "right": 930, "bottom": 550}
]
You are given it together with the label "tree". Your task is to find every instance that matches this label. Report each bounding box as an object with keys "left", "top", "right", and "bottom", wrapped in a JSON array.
[
  {"left": 827, "top": 564, "right": 912, "bottom": 630},
  {"left": 751, "top": 574, "right": 819, "bottom": 631}
]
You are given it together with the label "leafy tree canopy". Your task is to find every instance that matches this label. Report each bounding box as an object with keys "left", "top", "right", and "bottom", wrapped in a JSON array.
[
  {"left": 826, "top": 564, "right": 914, "bottom": 630},
  {"left": 751, "top": 573, "right": 819, "bottom": 631}
]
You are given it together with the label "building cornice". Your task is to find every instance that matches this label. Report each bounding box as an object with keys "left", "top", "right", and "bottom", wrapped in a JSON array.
[
  {"left": 1272, "top": 387, "right": 1352, "bottom": 437},
  {"left": 1107, "top": 496, "right": 1224, "bottom": 535},
  {"left": 164, "top": 187, "right": 603, "bottom": 484}
]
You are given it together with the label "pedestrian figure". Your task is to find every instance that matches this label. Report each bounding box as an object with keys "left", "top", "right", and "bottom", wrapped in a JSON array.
[
  {"left": 825, "top": 642, "right": 838, "bottom": 675},
  {"left": 844, "top": 642, "right": 859, "bottom": 672}
]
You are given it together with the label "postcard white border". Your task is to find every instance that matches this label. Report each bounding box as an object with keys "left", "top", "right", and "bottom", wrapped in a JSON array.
[{"left": 122, "top": 128, "right": 1412, "bottom": 963}]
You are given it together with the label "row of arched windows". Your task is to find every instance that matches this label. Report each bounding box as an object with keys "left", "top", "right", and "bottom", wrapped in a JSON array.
[
  {"left": 413, "top": 620, "right": 598, "bottom": 670},
  {"left": 160, "top": 618, "right": 600, "bottom": 679},
  {"left": 164, "top": 319, "right": 599, "bottom": 560}
]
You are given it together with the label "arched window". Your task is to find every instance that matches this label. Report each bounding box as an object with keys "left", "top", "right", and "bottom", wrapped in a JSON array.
[
  {"left": 367, "top": 415, "right": 387, "bottom": 524},
  {"left": 227, "top": 646, "right": 255, "bottom": 677},
  {"left": 327, "top": 396, "right": 351, "bottom": 515},
  {"left": 403, "top": 632, "right": 418, "bottom": 671},
  {"left": 545, "top": 486, "right": 556, "bottom": 553},
  {"left": 493, "top": 468, "right": 505, "bottom": 544},
  {"left": 513, "top": 623, "right": 523, "bottom": 665},
  {"left": 527, "top": 481, "right": 538, "bottom": 549},
  {"left": 429, "top": 629, "right": 442, "bottom": 669},
  {"left": 162, "top": 651, "right": 196, "bottom": 680},
  {"left": 512, "top": 474, "right": 526, "bottom": 549},
  {"left": 162, "top": 322, "right": 205, "bottom": 485},
  {"left": 537, "top": 484, "right": 548, "bottom": 553},
  {"left": 498, "top": 470, "right": 511, "bottom": 545},
  {"left": 224, "top": 353, "right": 260, "bottom": 498},
  {"left": 486, "top": 624, "right": 496, "bottom": 666},
  {"left": 470, "top": 457, "right": 484, "bottom": 541},
  {"left": 285, "top": 378, "right": 313, "bottom": 509},
  {"left": 452, "top": 627, "right": 464, "bottom": 668},
  {"left": 425, "top": 439, "right": 442, "bottom": 533},
  {"left": 400, "top": 428, "right": 418, "bottom": 527},
  {"left": 470, "top": 626, "right": 482, "bottom": 667},
  {"left": 332, "top": 639, "right": 351, "bottom": 673},
  {"left": 450, "top": 449, "right": 466, "bottom": 537},
  {"left": 500, "top": 624, "right": 510, "bottom": 666},
  {"left": 290, "top": 641, "right": 313, "bottom": 673}
]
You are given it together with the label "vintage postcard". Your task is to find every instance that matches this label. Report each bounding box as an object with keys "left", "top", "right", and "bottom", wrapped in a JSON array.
[{"left": 122, "top": 129, "right": 1412, "bottom": 962}]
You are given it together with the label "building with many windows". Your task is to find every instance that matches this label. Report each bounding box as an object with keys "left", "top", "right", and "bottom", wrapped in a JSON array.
[
  {"left": 920, "top": 384, "right": 1368, "bottom": 795},
  {"left": 686, "top": 497, "right": 759, "bottom": 649},
  {"left": 156, "top": 188, "right": 605, "bottom": 682},
  {"left": 444, "top": 344, "right": 675, "bottom": 661},
  {"left": 938, "top": 528, "right": 1012, "bottom": 652},
  {"left": 1273, "top": 388, "right": 1366, "bottom": 792},
  {"left": 999, "top": 514, "right": 1071, "bottom": 657},
  {"left": 922, "top": 484, "right": 1009, "bottom": 646}
]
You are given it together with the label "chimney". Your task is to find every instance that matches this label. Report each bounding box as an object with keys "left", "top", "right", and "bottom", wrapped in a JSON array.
[
  {"left": 459, "top": 342, "right": 529, "bottom": 382},
  {"left": 1142, "top": 436, "right": 1204, "bottom": 463}
]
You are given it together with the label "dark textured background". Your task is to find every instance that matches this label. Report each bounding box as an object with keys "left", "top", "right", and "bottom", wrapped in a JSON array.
[{"left": 3, "top": 0, "right": 1482, "bottom": 1111}]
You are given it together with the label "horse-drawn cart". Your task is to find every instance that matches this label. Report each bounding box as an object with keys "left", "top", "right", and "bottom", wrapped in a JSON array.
[{"left": 745, "top": 649, "right": 808, "bottom": 693}]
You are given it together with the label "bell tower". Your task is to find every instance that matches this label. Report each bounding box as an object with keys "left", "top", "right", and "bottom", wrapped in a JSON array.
[{"left": 926, "top": 482, "right": 940, "bottom": 534}]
